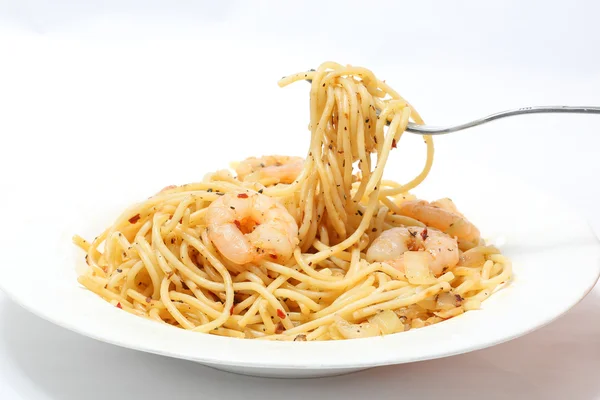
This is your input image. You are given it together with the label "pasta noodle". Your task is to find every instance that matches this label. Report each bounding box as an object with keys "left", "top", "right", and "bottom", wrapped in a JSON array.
[{"left": 74, "top": 61, "right": 512, "bottom": 340}]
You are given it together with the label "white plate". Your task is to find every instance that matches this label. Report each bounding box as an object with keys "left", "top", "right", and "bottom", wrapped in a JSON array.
[{"left": 0, "top": 160, "right": 598, "bottom": 379}]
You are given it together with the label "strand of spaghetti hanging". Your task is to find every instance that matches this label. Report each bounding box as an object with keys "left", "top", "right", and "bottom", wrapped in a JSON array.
[{"left": 277, "top": 62, "right": 435, "bottom": 263}]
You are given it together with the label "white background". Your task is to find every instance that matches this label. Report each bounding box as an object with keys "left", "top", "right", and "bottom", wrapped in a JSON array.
[{"left": 1, "top": 1, "right": 599, "bottom": 398}]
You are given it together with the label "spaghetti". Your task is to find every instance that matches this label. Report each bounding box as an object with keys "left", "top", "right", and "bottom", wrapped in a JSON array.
[{"left": 74, "top": 62, "right": 512, "bottom": 341}]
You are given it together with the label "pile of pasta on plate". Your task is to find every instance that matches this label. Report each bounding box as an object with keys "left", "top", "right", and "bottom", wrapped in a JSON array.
[{"left": 74, "top": 62, "right": 512, "bottom": 341}]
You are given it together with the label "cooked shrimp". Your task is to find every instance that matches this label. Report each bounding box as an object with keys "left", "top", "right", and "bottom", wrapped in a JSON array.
[
  {"left": 235, "top": 155, "right": 304, "bottom": 184},
  {"left": 366, "top": 227, "right": 459, "bottom": 276},
  {"left": 206, "top": 191, "right": 299, "bottom": 265},
  {"left": 158, "top": 184, "right": 176, "bottom": 193},
  {"left": 397, "top": 199, "right": 480, "bottom": 250}
]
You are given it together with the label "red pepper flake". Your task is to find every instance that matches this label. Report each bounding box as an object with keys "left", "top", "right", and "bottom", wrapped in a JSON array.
[
  {"left": 269, "top": 254, "right": 277, "bottom": 260},
  {"left": 420, "top": 227, "right": 428, "bottom": 241},
  {"left": 145, "top": 296, "right": 152, "bottom": 303},
  {"left": 392, "top": 139, "right": 397, "bottom": 148},
  {"left": 277, "top": 309, "right": 286, "bottom": 319},
  {"left": 230, "top": 305, "right": 235, "bottom": 315},
  {"left": 116, "top": 302, "right": 123, "bottom": 309},
  {"left": 128, "top": 214, "right": 141, "bottom": 224},
  {"left": 237, "top": 193, "right": 249, "bottom": 198},
  {"left": 234, "top": 220, "right": 241, "bottom": 229}
]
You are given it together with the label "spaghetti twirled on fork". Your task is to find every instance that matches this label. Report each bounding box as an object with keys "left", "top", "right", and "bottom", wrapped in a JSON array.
[{"left": 73, "top": 62, "right": 511, "bottom": 340}]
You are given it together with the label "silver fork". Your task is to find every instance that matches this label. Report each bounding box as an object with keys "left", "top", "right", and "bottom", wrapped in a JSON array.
[
  {"left": 405, "top": 106, "right": 600, "bottom": 135},
  {"left": 303, "top": 78, "right": 600, "bottom": 134}
]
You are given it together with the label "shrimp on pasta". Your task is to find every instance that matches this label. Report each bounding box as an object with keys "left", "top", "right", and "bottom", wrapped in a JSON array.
[
  {"left": 206, "top": 191, "right": 299, "bottom": 264},
  {"left": 366, "top": 226, "right": 459, "bottom": 276},
  {"left": 235, "top": 155, "right": 304, "bottom": 185}
]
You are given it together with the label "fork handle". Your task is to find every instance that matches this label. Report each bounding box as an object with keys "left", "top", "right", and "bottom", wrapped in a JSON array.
[{"left": 407, "top": 106, "right": 600, "bottom": 135}]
